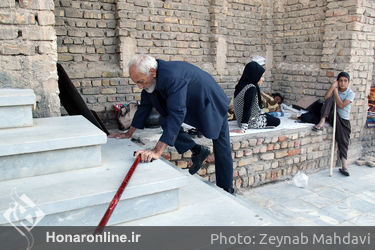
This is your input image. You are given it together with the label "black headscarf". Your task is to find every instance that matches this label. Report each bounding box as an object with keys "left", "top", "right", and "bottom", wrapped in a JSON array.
[{"left": 234, "top": 61, "right": 265, "bottom": 108}]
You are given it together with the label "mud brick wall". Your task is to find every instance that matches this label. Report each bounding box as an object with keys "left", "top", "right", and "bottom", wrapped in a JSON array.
[
  {"left": 271, "top": 0, "right": 326, "bottom": 102},
  {"left": 54, "top": 0, "right": 124, "bottom": 121},
  {"left": 54, "top": 0, "right": 270, "bottom": 127},
  {"left": 0, "top": 0, "right": 60, "bottom": 117}
]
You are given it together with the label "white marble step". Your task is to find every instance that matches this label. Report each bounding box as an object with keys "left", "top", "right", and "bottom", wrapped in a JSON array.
[
  {"left": 0, "top": 138, "right": 187, "bottom": 226},
  {"left": 0, "top": 115, "right": 107, "bottom": 181},
  {"left": 0, "top": 88, "right": 35, "bottom": 129},
  {"left": 118, "top": 170, "right": 280, "bottom": 226}
]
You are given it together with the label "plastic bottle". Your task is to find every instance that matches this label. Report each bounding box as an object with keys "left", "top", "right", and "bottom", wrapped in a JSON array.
[{"left": 269, "top": 111, "right": 284, "bottom": 117}]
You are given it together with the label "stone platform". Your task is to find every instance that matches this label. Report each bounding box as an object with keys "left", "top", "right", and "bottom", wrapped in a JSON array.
[
  {"left": 0, "top": 138, "right": 188, "bottom": 226},
  {"left": 0, "top": 88, "right": 35, "bottom": 129},
  {"left": 125, "top": 117, "right": 360, "bottom": 190},
  {"left": 0, "top": 116, "right": 107, "bottom": 181}
]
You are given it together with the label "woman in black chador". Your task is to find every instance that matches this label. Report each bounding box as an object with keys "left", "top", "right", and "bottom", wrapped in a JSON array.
[{"left": 233, "top": 61, "right": 280, "bottom": 131}]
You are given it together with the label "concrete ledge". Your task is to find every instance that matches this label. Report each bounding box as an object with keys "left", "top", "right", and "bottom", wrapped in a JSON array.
[
  {"left": 0, "top": 145, "right": 102, "bottom": 181},
  {"left": 0, "top": 105, "right": 33, "bottom": 129},
  {"left": 0, "top": 115, "right": 107, "bottom": 157},
  {"left": 0, "top": 89, "right": 35, "bottom": 129},
  {"left": 0, "top": 115, "right": 107, "bottom": 181},
  {"left": 0, "top": 89, "right": 36, "bottom": 106}
]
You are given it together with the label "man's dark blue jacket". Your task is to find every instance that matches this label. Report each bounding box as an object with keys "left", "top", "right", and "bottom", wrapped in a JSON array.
[{"left": 131, "top": 59, "right": 229, "bottom": 146}]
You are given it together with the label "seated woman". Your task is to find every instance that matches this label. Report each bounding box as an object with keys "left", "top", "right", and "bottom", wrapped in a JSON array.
[{"left": 233, "top": 61, "right": 280, "bottom": 131}]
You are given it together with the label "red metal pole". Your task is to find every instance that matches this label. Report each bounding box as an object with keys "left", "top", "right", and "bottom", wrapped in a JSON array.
[{"left": 94, "top": 155, "right": 141, "bottom": 234}]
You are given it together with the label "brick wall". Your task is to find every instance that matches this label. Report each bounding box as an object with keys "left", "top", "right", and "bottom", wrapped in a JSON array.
[
  {"left": 160, "top": 127, "right": 335, "bottom": 189},
  {"left": 0, "top": 0, "right": 60, "bottom": 117},
  {"left": 53, "top": 0, "right": 374, "bottom": 156},
  {"left": 54, "top": 0, "right": 123, "bottom": 122},
  {"left": 55, "top": 0, "right": 271, "bottom": 127},
  {"left": 272, "top": 0, "right": 326, "bottom": 102}
]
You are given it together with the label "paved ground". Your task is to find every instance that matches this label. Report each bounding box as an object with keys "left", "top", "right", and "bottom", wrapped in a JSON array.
[{"left": 237, "top": 164, "right": 375, "bottom": 225}]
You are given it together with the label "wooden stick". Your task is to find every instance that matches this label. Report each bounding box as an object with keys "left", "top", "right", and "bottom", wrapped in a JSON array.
[
  {"left": 329, "top": 102, "right": 336, "bottom": 177},
  {"left": 94, "top": 155, "right": 141, "bottom": 234}
]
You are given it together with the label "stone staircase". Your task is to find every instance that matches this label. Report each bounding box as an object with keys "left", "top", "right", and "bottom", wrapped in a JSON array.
[{"left": 0, "top": 88, "right": 187, "bottom": 226}]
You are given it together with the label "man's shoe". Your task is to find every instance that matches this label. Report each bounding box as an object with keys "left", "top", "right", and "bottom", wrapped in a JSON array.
[
  {"left": 339, "top": 168, "right": 350, "bottom": 176},
  {"left": 189, "top": 145, "right": 210, "bottom": 175},
  {"left": 188, "top": 128, "right": 198, "bottom": 138},
  {"left": 224, "top": 187, "right": 235, "bottom": 195}
]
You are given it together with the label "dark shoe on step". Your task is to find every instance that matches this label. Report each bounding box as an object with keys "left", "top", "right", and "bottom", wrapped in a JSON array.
[
  {"left": 224, "top": 187, "right": 235, "bottom": 195},
  {"left": 339, "top": 168, "right": 350, "bottom": 176},
  {"left": 189, "top": 145, "right": 210, "bottom": 175},
  {"left": 188, "top": 128, "right": 198, "bottom": 138}
]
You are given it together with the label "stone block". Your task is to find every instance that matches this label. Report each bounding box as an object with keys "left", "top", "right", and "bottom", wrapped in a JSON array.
[
  {"left": 84, "top": 10, "right": 102, "bottom": 19},
  {"left": 261, "top": 153, "right": 275, "bottom": 160},
  {"left": 0, "top": 0, "right": 15, "bottom": 8},
  {"left": 249, "top": 139, "right": 257, "bottom": 146},
  {"left": 23, "top": 26, "right": 56, "bottom": 41},
  {"left": 0, "top": 144, "right": 102, "bottom": 181},
  {"left": 65, "top": 9, "right": 83, "bottom": 18},
  {"left": 101, "top": 87, "right": 116, "bottom": 94},
  {"left": 267, "top": 144, "right": 274, "bottom": 151},
  {"left": 232, "top": 142, "right": 241, "bottom": 150},
  {"left": 37, "top": 41, "right": 55, "bottom": 55},
  {"left": 238, "top": 157, "right": 256, "bottom": 167},
  {"left": 0, "top": 11, "right": 14, "bottom": 24},
  {"left": 0, "top": 27, "right": 18, "bottom": 40},
  {"left": 82, "top": 87, "right": 100, "bottom": 95},
  {"left": 58, "top": 55, "right": 73, "bottom": 61},
  {"left": 0, "top": 116, "right": 107, "bottom": 181},
  {"left": 177, "top": 161, "right": 187, "bottom": 168},
  {"left": 68, "top": 29, "right": 86, "bottom": 37},
  {"left": 116, "top": 86, "right": 132, "bottom": 94},
  {"left": 29, "top": 0, "right": 54, "bottom": 10},
  {"left": 171, "top": 151, "right": 182, "bottom": 160},
  {"left": 275, "top": 150, "right": 289, "bottom": 159},
  {"left": 87, "top": 29, "right": 105, "bottom": 37},
  {"left": 0, "top": 89, "right": 35, "bottom": 129},
  {"left": 236, "top": 150, "right": 243, "bottom": 158},
  {"left": 241, "top": 140, "right": 249, "bottom": 148},
  {"left": 257, "top": 138, "right": 264, "bottom": 145},
  {"left": 288, "top": 148, "right": 301, "bottom": 156},
  {"left": 37, "top": 11, "right": 55, "bottom": 25},
  {"left": 161, "top": 152, "right": 171, "bottom": 161},
  {"left": 278, "top": 135, "right": 287, "bottom": 142},
  {"left": 68, "top": 45, "right": 86, "bottom": 53},
  {"left": 207, "top": 164, "right": 215, "bottom": 174},
  {"left": 244, "top": 149, "right": 252, "bottom": 156},
  {"left": 1, "top": 40, "right": 36, "bottom": 55},
  {"left": 260, "top": 145, "right": 267, "bottom": 153}
]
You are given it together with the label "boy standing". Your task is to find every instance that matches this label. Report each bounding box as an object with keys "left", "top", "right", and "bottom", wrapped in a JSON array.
[{"left": 313, "top": 72, "right": 355, "bottom": 176}]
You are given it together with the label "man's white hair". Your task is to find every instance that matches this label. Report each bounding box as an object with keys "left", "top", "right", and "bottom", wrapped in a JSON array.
[{"left": 128, "top": 54, "right": 158, "bottom": 75}]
